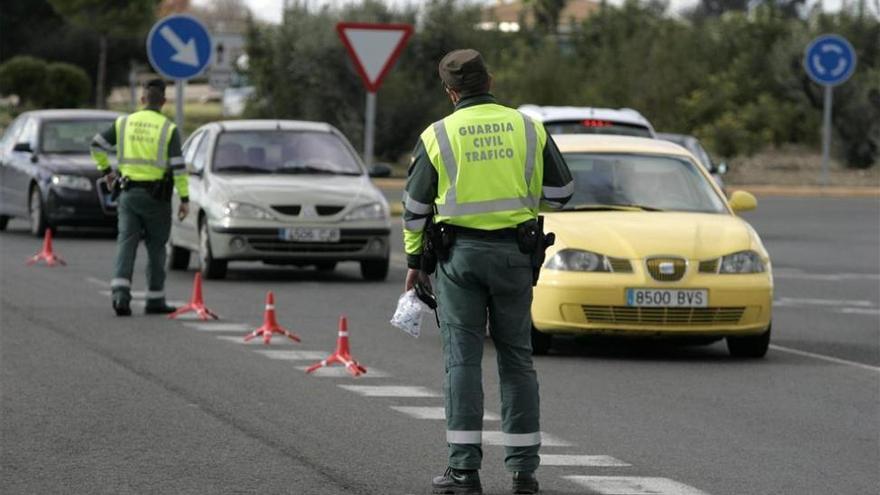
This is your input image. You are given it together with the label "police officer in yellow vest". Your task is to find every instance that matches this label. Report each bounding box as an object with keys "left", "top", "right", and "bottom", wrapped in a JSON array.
[
  {"left": 403, "top": 50, "right": 573, "bottom": 495},
  {"left": 90, "top": 79, "right": 189, "bottom": 316}
]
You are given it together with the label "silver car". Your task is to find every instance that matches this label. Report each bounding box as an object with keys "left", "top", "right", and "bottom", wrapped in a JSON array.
[{"left": 168, "top": 120, "right": 392, "bottom": 280}]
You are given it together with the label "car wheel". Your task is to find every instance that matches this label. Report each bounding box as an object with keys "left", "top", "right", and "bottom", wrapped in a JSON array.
[
  {"left": 360, "top": 257, "right": 389, "bottom": 281},
  {"left": 0, "top": 215, "right": 9, "bottom": 231},
  {"left": 167, "top": 242, "right": 190, "bottom": 271},
  {"left": 29, "top": 187, "right": 49, "bottom": 237},
  {"left": 199, "top": 219, "right": 227, "bottom": 280},
  {"left": 315, "top": 261, "right": 337, "bottom": 272},
  {"left": 726, "top": 324, "right": 771, "bottom": 358},
  {"left": 531, "top": 326, "right": 552, "bottom": 355}
]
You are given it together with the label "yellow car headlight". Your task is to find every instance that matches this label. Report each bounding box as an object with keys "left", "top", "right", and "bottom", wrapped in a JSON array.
[
  {"left": 545, "top": 249, "right": 612, "bottom": 272},
  {"left": 719, "top": 250, "right": 765, "bottom": 273}
]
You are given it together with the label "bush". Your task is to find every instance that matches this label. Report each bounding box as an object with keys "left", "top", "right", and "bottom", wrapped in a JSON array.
[
  {"left": 44, "top": 62, "right": 91, "bottom": 108},
  {"left": 0, "top": 55, "right": 48, "bottom": 107}
]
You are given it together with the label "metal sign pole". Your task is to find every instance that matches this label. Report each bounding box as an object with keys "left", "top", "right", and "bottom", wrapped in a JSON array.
[
  {"left": 175, "top": 80, "right": 185, "bottom": 135},
  {"left": 364, "top": 91, "right": 376, "bottom": 168},
  {"left": 821, "top": 85, "right": 832, "bottom": 187}
]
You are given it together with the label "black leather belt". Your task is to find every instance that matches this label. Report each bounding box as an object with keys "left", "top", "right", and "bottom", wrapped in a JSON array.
[
  {"left": 124, "top": 180, "right": 161, "bottom": 189},
  {"left": 450, "top": 225, "right": 517, "bottom": 239}
]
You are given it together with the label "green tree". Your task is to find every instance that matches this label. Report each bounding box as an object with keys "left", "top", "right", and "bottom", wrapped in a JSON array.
[
  {"left": 44, "top": 62, "right": 92, "bottom": 108},
  {"left": 47, "top": 0, "right": 158, "bottom": 108},
  {"left": 0, "top": 56, "right": 49, "bottom": 108}
]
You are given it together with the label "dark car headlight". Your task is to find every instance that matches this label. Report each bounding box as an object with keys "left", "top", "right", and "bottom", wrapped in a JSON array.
[
  {"left": 719, "top": 250, "right": 765, "bottom": 274},
  {"left": 545, "top": 249, "right": 613, "bottom": 272},
  {"left": 51, "top": 174, "right": 93, "bottom": 191}
]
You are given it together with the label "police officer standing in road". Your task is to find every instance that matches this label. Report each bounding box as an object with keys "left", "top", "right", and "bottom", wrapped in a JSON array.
[
  {"left": 90, "top": 78, "right": 189, "bottom": 316},
  {"left": 403, "top": 49, "right": 573, "bottom": 495}
]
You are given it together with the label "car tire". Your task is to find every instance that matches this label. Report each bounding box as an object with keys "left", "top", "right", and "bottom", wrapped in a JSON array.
[
  {"left": 726, "top": 324, "right": 771, "bottom": 358},
  {"left": 29, "top": 187, "right": 49, "bottom": 237},
  {"left": 315, "top": 261, "right": 337, "bottom": 272},
  {"left": 531, "top": 326, "right": 552, "bottom": 355},
  {"left": 167, "top": 242, "right": 190, "bottom": 271},
  {"left": 199, "top": 219, "right": 227, "bottom": 280},
  {"left": 360, "top": 257, "right": 389, "bottom": 281},
  {"left": 0, "top": 215, "right": 9, "bottom": 231}
]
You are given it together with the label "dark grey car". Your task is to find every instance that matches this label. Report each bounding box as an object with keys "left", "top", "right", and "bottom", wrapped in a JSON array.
[{"left": 0, "top": 109, "right": 122, "bottom": 235}]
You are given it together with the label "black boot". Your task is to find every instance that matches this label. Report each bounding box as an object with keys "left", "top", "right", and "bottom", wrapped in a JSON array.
[
  {"left": 113, "top": 301, "right": 131, "bottom": 317},
  {"left": 512, "top": 471, "right": 539, "bottom": 494},
  {"left": 144, "top": 304, "right": 176, "bottom": 315},
  {"left": 432, "top": 467, "right": 482, "bottom": 494}
]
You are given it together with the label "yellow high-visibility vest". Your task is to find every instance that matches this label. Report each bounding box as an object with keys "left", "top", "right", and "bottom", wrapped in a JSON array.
[
  {"left": 419, "top": 103, "right": 547, "bottom": 230},
  {"left": 115, "top": 110, "right": 175, "bottom": 182}
]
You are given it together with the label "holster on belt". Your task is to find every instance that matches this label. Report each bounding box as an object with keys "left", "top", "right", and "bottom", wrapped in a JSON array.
[
  {"left": 420, "top": 219, "right": 455, "bottom": 275},
  {"left": 516, "top": 216, "right": 555, "bottom": 286},
  {"left": 151, "top": 169, "right": 174, "bottom": 202}
]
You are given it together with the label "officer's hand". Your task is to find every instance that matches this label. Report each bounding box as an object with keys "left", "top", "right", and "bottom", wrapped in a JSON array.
[
  {"left": 104, "top": 170, "right": 117, "bottom": 185},
  {"left": 405, "top": 268, "right": 421, "bottom": 292},
  {"left": 177, "top": 202, "right": 189, "bottom": 221}
]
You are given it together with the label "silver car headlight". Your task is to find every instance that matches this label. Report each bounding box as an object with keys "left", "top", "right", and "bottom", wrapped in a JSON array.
[
  {"left": 719, "top": 250, "right": 765, "bottom": 273},
  {"left": 223, "top": 201, "right": 275, "bottom": 220},
  {"left": 51, "top": 174, "right": 92, "bottom": 191},
  {"left": 545, "top": 249, "right": 612, "bottom": 272},
  {"left": 344, "top": 202, "right": 385, "bottom": 221}
]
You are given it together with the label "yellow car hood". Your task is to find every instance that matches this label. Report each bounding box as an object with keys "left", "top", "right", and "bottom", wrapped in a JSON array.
[{"left": 544, "top": 211, "right": 760, "bottom": 260}]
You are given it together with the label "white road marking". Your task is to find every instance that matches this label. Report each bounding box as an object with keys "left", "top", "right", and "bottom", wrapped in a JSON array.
[
  {"left": 253, "top": 350, "right": 328, "bottom": 360},
  {"left": 295, "top": 365, "right": 390, "bottom": 378},
  {"left": 183, "top": 322, "right": 252, "bottom": 332},
  {"left": 97, "top": 289, "right": 185, "bottom": 306},
  {"left": 770, "top": 345, "right": 880, "bottom": 373},
  {"left": 774, "top": 297, "right": 874, "bottom": 307},
  {"left": 215, "top": 335, "right": 298, "bottom": 345},
  {"left": 482, "top": 431, "right": 572, "bottom": 447},
  {"left": 837, "top": 307, "right": 880, "bottom": 316},
  {"left": 85, "top": 277, "right": 110, "bottom": 288},
  {"left": 540, "top": 454, "right": 631, "bottom": 467},
  {"left": 774, "top": 268, "right": 880, "bottom": 282},
  {"left": 390, "top": 406, "right": 500, "bottom": 421},
  {"left": 338, "top": 385, "right": 441, "bottom": 397},
  {"left": 564, "top": 476, "right": 710, "bottom": 495}
]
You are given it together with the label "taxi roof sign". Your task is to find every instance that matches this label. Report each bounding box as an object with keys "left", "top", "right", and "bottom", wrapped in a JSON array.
[{"left": 336, "top": 22, "right": 413, "bottom": 93}]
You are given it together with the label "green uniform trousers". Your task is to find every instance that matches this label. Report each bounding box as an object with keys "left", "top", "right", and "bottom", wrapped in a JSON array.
[
  {"left": 435, "top": 235, "right": 541, "bottom": 473},
  {"left": 111, "top": 188, "right": 171, "bottom": 309}
]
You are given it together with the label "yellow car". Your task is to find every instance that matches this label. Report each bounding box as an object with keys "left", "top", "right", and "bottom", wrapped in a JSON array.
[{"left": 532, "top": 135, "right": 772, "bottom": 357}]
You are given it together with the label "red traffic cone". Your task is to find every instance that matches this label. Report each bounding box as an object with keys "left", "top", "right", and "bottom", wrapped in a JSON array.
[
  {"left": 26, "top": 228, "right": 65, "bottom": 266},
  {"left": 168, "top": 272, "right": 218, "bottom": 320},
  {"left": 306, "top": 315, "right": 367, "bottom": 377},
  {"left": 243, "top": 291, "right": 301, "bottom": 344}
]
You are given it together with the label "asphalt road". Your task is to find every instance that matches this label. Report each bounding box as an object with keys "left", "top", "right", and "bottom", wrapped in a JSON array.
[{"left": 1, "top": 195, "right": 878, "bottom": 495}]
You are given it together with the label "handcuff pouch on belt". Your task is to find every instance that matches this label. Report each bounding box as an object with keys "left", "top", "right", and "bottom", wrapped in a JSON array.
[
  {"left": 420, "top": 218, "right": 455, "bottom": 275},
  {"left": 516, "top": 216, "right": 555, "bottom": 286}
]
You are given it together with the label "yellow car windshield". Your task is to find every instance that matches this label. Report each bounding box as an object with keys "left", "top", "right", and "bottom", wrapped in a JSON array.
[{"left": 561, "top": 153, "right": 726, "bottom": 214}]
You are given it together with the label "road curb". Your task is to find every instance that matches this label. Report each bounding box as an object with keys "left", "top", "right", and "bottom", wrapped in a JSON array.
[{"left": 729, "top": 185, "right": 880, "bottom": 197}]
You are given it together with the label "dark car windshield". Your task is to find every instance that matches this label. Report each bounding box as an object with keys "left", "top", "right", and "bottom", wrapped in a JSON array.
[
  {"left": 544, "top": 120, "right": 653, "bottom": 138},
  {"left": 213, "top": 130, "right": 363, "bottom": 176},
  {"left": 41, "top": 119, "right": 115, "bottom": 154},
  {"left": 561, "top": 152, "right": 726, "bottom": 213}
]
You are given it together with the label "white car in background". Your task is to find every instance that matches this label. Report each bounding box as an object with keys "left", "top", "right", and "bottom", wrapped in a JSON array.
[
  {"left": 168, "top": 120, "right": 392, "bottom": 280},
  {"left": 518, "top": 105, "right": 656, "bottom": 138}
]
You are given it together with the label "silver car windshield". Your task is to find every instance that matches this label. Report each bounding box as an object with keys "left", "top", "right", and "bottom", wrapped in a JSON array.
[
  {"left": 213, "top": 130, "right": 362, "bottom": 176},
  {"left": 544, "top": 120, "right": 653, "bottom": 138},
  {"left": 41, "top": 119, "right": 115, "bottom": 154},
  {"left": 561, "top": 153, "right": 726, "bottom": 213}
]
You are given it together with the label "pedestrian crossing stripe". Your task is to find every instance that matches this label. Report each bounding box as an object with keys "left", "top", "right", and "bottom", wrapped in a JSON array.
[
  {"left": 183, "top": 322, "right": 252, "bottom": 332},
  {"left": 540, "top": 455, "right": 631, "bottom": 467},
  {"left": 295, "top": 366, "right": 390, "bottom": 378},
  {"left": 390, "top": 406, "right": 500, "bottom": 421},
  {"left": 564, "top": 476, "right": 710, "bottom": 495},
  {"left": 338, "top": 385, "right": 441, "bottom": 397},
  {"left": 482, "top": 431, "right": 572, "bottom": 447},
  {"left": 253, "top": 350, "right": 329, "bottom": 360}
]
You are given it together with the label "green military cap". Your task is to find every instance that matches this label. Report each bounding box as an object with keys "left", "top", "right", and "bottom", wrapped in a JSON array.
[{"left": 438, "top": 49, "right": 489, "bottom": 95}]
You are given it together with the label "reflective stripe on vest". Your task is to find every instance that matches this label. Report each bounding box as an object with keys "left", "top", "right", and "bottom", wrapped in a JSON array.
[{"left": 430, "top": 110, "right": 541, "bottom": 218}]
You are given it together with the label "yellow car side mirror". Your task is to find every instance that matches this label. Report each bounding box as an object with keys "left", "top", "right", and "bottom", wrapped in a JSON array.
[{"left": 728, "top": 190, "right": 757, "bottom": 213}]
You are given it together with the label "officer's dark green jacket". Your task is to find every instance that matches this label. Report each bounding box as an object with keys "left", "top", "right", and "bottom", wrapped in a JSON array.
[{"left": 403, "top": 94, "right": 573, "bottom": 268}]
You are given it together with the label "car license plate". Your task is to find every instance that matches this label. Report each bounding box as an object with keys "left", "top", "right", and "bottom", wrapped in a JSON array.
[
  {"left": 626, "top": 289, "right": 708, "bottom": 307},
  {"left": 279, "top": 227, "right": 340, "bottom": 243}
]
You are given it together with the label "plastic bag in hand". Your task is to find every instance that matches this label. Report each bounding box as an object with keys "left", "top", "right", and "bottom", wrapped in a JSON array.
[{"left": 390, "top": 289, "right": 428, "bottom": 338}]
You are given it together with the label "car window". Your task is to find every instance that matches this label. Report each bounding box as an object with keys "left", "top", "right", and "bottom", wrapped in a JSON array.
[
  {"left": 0, "top": 116, "right": 26, "bottom": 151},
  {"left": 191, "top": 132, "right": 211, "bottom": 173},
  {"left": 212, "top": 130, "right": 362, "bottom": 176},
  {"left": 544, "top": 120, "right": 653, "bottom": 138},
  {"left": 183, "top": 130, "right": 205, "bottom": 165},
  {"left": 18, "top": 118, "right": 38, "bottom": 148},
  {"left": 562, "top": 152, "right": 726, "bottom": 213},
  {"left": 40, "top": 119, "right": 115, "bottom": 154}
]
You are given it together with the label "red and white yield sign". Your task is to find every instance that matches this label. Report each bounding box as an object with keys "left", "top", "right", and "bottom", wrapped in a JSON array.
[{"left": 336, "top": 22, "right": 413, "bottom": 93}]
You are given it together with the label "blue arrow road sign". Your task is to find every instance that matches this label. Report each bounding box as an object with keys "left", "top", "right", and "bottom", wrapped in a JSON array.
[
  {"left": 147, "top": 15, "right": 212, "bottom": 80},
  {"left": 804, "top": 34, "right": 857, "bottom": 86}
]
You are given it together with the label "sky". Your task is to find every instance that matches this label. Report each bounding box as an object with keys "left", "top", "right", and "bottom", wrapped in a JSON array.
[{"left": 199, "top": 0, "right": 852, "bottom": 25}]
